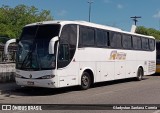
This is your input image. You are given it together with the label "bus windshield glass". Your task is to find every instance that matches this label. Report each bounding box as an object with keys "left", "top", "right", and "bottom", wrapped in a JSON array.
[{"left": 16, "top": 24, "right": 60, "bottom": 70}]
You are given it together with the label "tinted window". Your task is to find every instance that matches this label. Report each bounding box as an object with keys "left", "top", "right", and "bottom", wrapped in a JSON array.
[
  {"left": 58, "top": 44, "right": 70, "bottom": 61},
  {"left": 60, "top": 24, "right": 77, "bottom": 59},
  {"left": 60, "top": 25, "right": 77, "bottom": 46},
  {"left": 149, "top": 39, "right": 155, "bottom": 51},
  {"left": 96, "top": 30, "right": 108, "bottom": 47},
  {"left": 17, "top": 25, "right": 60, "bottom": 70},
  {"left": 122, "top": 35, "right": 132, "bottom": 49},
  {"left": 58, "top": 24, "right": 77, "bottom": 68},
  {"left": 142, "top": 37, "right": 149, "bottom": 50},
  {"left": 110, "top": 32, "right": 122, "bottom": 48},
  {"left": 132, "top": 36, "right": 142, "bottom": 50},
  {"left": 79, "top": 26, "right": 95, "bottom": 46}
]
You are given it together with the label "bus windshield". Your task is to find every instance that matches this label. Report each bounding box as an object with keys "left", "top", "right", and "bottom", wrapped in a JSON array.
[{"left": 16, "top": 24, "right": 60, "bottom": 70}]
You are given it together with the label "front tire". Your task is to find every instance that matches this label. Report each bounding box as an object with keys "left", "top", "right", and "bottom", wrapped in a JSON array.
[
  {"left": 80, "top": 72, "right": 91, "bottom": 90},
  {"left": 136, "top": 68, "right": 143, "bottom": 81}
]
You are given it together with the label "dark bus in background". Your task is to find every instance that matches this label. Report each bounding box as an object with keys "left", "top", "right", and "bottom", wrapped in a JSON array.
[{"left": 156, "top": 40, "right": 160, "bottom": 73}]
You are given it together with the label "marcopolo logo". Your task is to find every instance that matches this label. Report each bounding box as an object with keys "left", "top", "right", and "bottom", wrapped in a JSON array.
[
  {"left": 29, "top": 74, "right": 32, "bottom": 78},
  {"left": 2, "top": 105, "right": 12, "bottom": 110}
]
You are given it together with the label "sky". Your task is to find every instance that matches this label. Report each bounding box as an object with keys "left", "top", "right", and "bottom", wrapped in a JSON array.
[{"left": 0, "top": 0, "right": 160, "bottom": 31}]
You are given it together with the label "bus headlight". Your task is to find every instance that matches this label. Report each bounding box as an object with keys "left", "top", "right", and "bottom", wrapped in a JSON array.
[
  {"left": 15, "top": 74, "right": 23, "bottom": 78},
  {"left": 38, "top": 75, "right": 55, "bottom": 79}
]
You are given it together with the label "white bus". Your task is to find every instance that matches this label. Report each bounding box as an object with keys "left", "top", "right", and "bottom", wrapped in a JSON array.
[{"left": 5, "top": 21, "right": 156, "bottom": 90}]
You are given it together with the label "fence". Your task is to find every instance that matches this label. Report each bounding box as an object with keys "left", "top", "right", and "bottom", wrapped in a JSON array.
[
  {"left": 0, "top": 43, "right": 16, "bottom": 83},
  {"left": 0, "top": 63, "right": 15, "bottom": 82}
]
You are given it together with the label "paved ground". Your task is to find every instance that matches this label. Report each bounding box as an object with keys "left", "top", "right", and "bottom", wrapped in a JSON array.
[{"left": 0, "top": 74, "right": 160, "bottom": 113}]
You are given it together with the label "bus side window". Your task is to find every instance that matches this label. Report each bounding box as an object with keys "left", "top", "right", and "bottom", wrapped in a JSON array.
[
  {"left": 58, "top": 24, "right": 77, "bottom": 68},
  {"left": 79, "top": 26, "right": 95, "bottom": 47},
  {"left": 149, "top": 39, "right": 155, "bottom": 51},
  {"left": 122, "top": 34, "right": 132, "bottom": 49},
  {"left": 142, "top": 37, "right": 149, "bottom": 50},
  {"left": 132, "top": 36, "right": 142, "bottom": 50},
  {"left": 110, "top": 32, "right": 122, "bottom": 48},
  {"left": 96, "top": 30, "right": 108, "bottom": 47}
]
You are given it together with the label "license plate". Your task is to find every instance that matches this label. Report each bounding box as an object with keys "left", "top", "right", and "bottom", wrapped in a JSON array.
[{"left": 27, "top": 81, "right": 34, "bottom": 85}]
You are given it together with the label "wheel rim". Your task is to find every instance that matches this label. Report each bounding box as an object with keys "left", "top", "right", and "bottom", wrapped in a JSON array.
[
  {"left": 82, "top": 75, "right": 89, "bottom": 86},
  {"left": 138, "top": 69, "right": 143, "bottom": 79},
  {"left": 139, "top": 73, "right": 142, "bottom": 79}
]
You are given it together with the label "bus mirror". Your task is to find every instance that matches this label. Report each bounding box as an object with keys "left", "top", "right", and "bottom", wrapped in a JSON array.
[
  {"left": 49, "top": 36, "right": 59, "bottom": 54},
  {"left": 4, "top": 39, "right": 16, "bottom": 55}
]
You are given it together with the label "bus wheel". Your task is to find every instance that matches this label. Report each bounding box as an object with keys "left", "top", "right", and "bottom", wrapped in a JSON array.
[
  {"left": 136, "top": 68, "right": 143, "bottom": 81},
  {"left": 80, "top": 72, "right": 91, "bottom": 90}
]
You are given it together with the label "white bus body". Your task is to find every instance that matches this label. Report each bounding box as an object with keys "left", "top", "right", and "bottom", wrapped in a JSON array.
[{"left": 6, "top": 21, "right": 156, "bottom": 89}]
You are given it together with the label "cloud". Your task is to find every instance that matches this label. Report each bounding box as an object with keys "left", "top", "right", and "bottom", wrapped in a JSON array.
[
  {"left": 58, "top": 10, "right": 67, "bottom": 16},
  {"left": 153, "top": 11, "right": 160, "bottom": 18},
  {"left": 104, "top": 0, "right": 111, "bottom": 3},
  {"left": 117, "top": 4, "right": 123, "bottom": 9},
  {"left": 104, "top": 1, "right": 124, "bottom": 9}
]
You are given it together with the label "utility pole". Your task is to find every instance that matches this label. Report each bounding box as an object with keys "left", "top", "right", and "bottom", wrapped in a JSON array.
[
  {"left": 88, "top": 0, "right": 93, "bottom": 22},
  {"left": 130, "top": 16, "right": 141, "bottom": 25}
]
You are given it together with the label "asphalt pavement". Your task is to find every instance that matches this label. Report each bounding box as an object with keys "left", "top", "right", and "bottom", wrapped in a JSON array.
[{"left": 0, "top": 74, "right": 160, "bottom": 113}]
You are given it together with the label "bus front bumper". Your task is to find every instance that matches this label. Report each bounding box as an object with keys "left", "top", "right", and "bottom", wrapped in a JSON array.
[{"left": 15, "top": 77, "right": 57, "bottom": 88}]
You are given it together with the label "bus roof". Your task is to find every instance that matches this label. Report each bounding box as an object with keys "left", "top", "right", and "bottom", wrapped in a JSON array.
[{"left": 26, "top": 20, "right": 155, "bottom": 39}]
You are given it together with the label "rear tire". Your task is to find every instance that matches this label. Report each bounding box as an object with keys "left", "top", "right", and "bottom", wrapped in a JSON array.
[
  {"left": 136, "top": 68, "right": 143, "bottom": 81},
  {"left": 80, "top": 72, "right": 91, "bottom": 90}
]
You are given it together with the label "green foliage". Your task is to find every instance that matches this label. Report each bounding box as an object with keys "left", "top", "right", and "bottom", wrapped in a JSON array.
[
  {"left": 136, "top": 26, "right": 160, "bottom": 40},
  {"left": 0, "top": 5, "right": 53, "bottom": 38}
]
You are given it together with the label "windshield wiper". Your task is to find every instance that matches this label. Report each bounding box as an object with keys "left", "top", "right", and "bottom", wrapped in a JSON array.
[
  {"left": 20, "top": 44, "right": 41, "bottom": 70},
  {"left": 20, "top": 50, "right": 32, "bottom": 69}
]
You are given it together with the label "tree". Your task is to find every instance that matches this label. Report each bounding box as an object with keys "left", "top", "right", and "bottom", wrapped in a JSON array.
[
  {"left": 136, "top": 26, "right": 160, "bottom": 40},
  {"left": 0, "top": 5, "right": 53, "bottom": 38}
]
